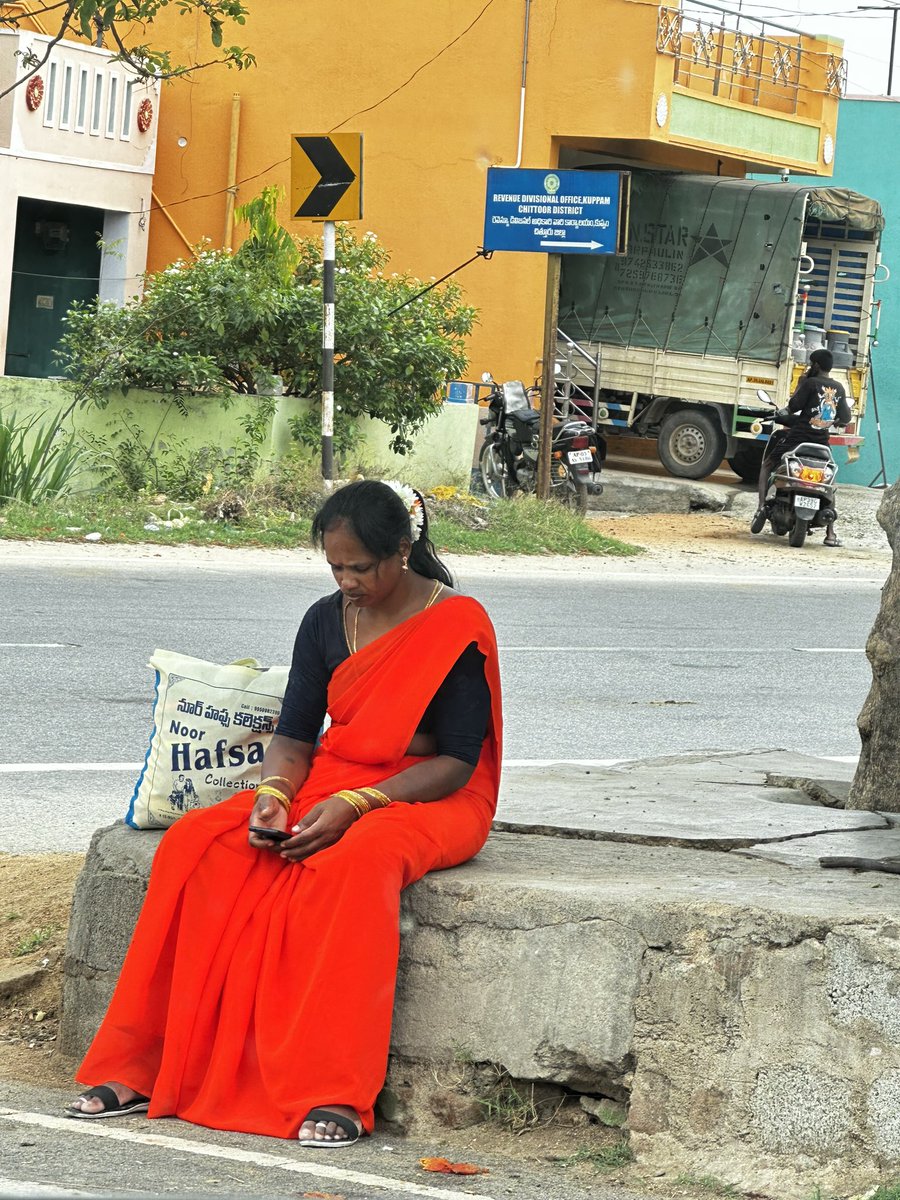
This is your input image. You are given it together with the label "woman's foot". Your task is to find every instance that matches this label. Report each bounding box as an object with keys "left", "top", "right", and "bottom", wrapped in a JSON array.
[
  {"left": 298, "top": 1105, "right": 363, "bottom": 1148},
  {"left": 66, "top": 1082, "right": 149, "bottom": 1120}
]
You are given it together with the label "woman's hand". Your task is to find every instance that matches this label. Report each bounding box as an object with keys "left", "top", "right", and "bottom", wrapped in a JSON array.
[
  {"left": 278, "top": 795, "right": 358, "bottom": 862},
  {"left": 248, "top": 791, "right": 289, "bottom": 850}
]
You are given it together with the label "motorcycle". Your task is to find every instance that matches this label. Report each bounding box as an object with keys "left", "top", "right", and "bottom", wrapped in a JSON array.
[
  {"left": 478, "top": 375, "right": 605, "bottom": 514},
  {"left": 750, "top": 389, "right": 839, "bottom": 548}
]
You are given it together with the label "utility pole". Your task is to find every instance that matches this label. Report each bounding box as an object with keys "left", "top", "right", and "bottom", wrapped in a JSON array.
[
  {"left": 321, "top": 220, "right": 336, "bottom": 487},
  {"left": 858, "top": 4, "right": 900, "bottom": 94},
  {"left": 536, "top": 255, "right": 561, "bottom": 501}
]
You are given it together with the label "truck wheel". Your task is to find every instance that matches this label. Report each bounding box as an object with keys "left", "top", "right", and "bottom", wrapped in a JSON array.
[
  {"left": 789, "top": 519, "right": 808, "bottom": 548},
  {"left": 657, "top": 410, "right": 727, "bottom": 480},
  {"left": 479, "top": 442, "right": 506, "bottom": 500},
  {"left": 728, "top": 443, "right": 765, "bottom": 484}
]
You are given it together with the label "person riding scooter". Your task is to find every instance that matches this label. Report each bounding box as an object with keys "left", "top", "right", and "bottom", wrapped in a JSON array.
[{"left": 754, "top": 348, "right": 852, "bottom": 547}]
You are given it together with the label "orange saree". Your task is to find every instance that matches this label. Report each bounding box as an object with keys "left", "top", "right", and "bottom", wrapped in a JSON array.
[{"left": 76, "top": 594, "right": 502, "bottom": 1138}]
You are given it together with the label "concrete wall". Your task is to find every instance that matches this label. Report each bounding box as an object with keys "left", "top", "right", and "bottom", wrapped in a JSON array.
[{"left": 0, "top": 377, "right": 480, "bottom": 488}]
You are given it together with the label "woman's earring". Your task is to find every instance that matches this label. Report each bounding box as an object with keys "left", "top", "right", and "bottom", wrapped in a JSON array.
[{"left": 401, "top": 556, "right": 409, "bottom": 571}]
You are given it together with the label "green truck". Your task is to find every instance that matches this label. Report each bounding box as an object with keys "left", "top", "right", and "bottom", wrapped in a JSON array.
[{"left": 557, "top": 171, "right": 885, "bottom": 480}]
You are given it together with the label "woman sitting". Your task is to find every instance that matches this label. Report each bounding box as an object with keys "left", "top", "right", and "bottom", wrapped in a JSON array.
[{"left": 67, "top": 479, "right": 503, "bottom": 1147}]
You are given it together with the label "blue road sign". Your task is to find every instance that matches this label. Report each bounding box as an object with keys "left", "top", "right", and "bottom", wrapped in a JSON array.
[{"left": 483, "top": 167, "right": 625, "bottom": 255}]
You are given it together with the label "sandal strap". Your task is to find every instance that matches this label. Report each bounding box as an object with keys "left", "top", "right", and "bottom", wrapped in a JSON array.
[
  {"left": 303, "top": 1107, "right": 360, "bottom": 1140},
  {"left": 79, "top": 1085, "right": 121, "bottom": 1111}
]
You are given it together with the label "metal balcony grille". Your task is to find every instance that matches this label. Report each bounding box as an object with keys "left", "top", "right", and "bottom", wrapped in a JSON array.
[{"left": 657, "top": 2, "right": 847, "bottom": 115}]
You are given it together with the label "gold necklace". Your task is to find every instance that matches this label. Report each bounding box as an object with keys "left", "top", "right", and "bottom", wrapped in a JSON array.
[
  {"left": 424, "top": 580, "right": 443, "bottom": 609},
  {"left": 344, "top": 580, "right": 443, "bottom": 655}
]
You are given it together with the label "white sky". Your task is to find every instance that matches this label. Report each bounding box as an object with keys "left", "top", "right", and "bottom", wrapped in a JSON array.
[{"left": 733, "top": 0, "right": 898, "bottom": 95}]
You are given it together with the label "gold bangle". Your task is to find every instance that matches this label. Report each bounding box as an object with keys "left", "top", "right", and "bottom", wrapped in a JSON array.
[
  {"left": 359, "top": 786, "right": 392, "bottom": 809},
  {"left": 257, "top": 784, "right": 290, "bottom": 804},
  {"left": 259, "top": 775, "right": 295, "bottom": 793},
  {"left": 256, "top": 785, "right": 291, "bottom": 814},
  {"left": 338, "top": 795, "right": 364, "bottom": 820},
  {"left": 337, "top": 789, "right": 371, "bottom": 814}
]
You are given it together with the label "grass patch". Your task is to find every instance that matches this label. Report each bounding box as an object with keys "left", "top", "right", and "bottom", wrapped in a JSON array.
[
  {"left": 0, "top": 490, "right": 640, "bottom": 558},
  {"left": 13, "top": 925, "right": 58, "bottom": 957},
  {"left": 557, "top": 1144, "right": 634, "bottom": 1169},
  {"left": 871, "top": 1184, "right": 900, "bottom": 1200}
]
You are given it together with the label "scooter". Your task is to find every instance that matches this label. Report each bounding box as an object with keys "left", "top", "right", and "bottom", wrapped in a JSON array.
[
  {"left": 750, "top": 390, "right": 838, "bottom": 548},
  {"left": 478, "top": 375, "right": 604, "bottom": 513}
]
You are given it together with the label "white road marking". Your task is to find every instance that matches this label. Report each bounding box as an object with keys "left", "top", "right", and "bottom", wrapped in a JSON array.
[
  {"left": 793, "top": 647, "right": 865, "bottom": 653},
  {"left": 0, "top": 763, "right": 141, "bottom": 774},
  {"left": 822, "top": 755, "right": 860, "bottom": 763},
  {"left": 505, "top": 758, "right": 627, "bottom": 768},
  {"left": 0, "top": 1110, "right": 495, "bottom": 1200},
  {"left": 0, "top": 1181, "right": 94, "bottom": 1196},
  {"left": 0, "top": 643, "right": 70, "bottom": 648},
  {"left": 501, "top": 646, "right": 864, "bottom": 653}
]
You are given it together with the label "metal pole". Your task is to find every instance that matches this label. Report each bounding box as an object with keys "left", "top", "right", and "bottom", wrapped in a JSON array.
[
  {"left": 321, "top": 220, "right": 335, "bottom": 487},
  {"left": 536, "top": 254, "right": 561, "bottom": 501},
  {"left": 891, "top": 8, "right": 897, "bottom": 94}
]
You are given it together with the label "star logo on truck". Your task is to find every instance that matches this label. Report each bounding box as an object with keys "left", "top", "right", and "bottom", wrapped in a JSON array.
[{"left": 689, "top": 223, "right": 734, "bottom": 267}]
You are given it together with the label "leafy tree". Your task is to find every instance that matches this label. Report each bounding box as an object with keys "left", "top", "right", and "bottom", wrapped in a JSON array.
[
  {"left": 0, "top": 1, "right": 254, "bottom": 102},
  {"left": 58, "top": 189, "right": 477, "bottom": 454}
]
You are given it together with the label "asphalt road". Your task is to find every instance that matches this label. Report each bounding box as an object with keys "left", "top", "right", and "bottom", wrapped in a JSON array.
[
  {"left": 0, "top": 546, "right": 888, "bottom": 1198},
  {"left": 0, "top": 550, "right": 884, "bottom": 853}
]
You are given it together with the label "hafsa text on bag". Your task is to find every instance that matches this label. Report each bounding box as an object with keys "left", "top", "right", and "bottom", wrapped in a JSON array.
[{"left": 126, "top": 649, "right": 290, "bottom": 829}]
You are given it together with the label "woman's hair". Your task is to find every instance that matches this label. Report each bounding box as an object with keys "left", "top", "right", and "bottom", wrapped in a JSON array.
[{"left": 311, "top": 480, "right": 454, "bottom": 587}]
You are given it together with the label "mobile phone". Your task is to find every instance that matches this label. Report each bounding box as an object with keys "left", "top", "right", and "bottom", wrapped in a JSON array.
[{"left": 249, "top": 825, "right": 291, "bottom": 843}]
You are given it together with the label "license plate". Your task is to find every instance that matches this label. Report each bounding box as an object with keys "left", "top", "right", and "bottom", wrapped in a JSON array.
[
  {"left": 567, "top": 449, "right": 593, "bottom": 464},
  {"left": 795, "top": 494, "right": 819, "bottom": 510}
]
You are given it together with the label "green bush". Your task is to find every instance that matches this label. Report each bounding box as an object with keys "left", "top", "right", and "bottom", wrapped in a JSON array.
[
  {"left": 0, "top": 410, "right": 82, "bottom": 505},
  {"left": 59, "top": 189, "right": 476, "bottom": 456}
]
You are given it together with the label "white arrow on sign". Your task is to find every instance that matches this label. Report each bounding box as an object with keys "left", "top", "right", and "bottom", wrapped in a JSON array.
[{"left": 539, "top": 240, "right": 603, "bottom": 250}]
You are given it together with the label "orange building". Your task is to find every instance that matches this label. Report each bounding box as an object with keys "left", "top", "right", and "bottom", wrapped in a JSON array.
[
  {"left": 143, "top": 0, "right": 843, "bottom": 384},
  {"left": 2, "top": 0, "right": 844, "bottom": 385}
]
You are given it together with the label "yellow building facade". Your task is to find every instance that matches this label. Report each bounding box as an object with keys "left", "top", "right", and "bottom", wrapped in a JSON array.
[
  {"left": 143, "top": 1, "right": 843, "bottom": 382},
  {"left": 7, "top": 0, "right": 845, "bottom": 385}
]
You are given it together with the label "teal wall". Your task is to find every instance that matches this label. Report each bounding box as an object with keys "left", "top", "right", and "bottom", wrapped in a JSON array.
[{"left": 771, "top": 99, "right": 900, "bottom": 486}]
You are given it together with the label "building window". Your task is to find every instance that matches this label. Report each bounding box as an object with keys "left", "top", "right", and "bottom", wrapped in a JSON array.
[
  {"left": 74, "top": 66, "right": 89, "bottom": 132},
  {"left": 105, "top": 74, "right": 118, "bottom": 138},
  {"left": 42, "top": 61, "right": 57, "bottom": 128},
  {"left": 59, "top": 62, "right": 73, "bottom": 129},
  {"left": 90, "top": 70, "right": 103, "bottom": 135},
  {"left": 120, "top": 79, "right": 134, "bottom": 140}
]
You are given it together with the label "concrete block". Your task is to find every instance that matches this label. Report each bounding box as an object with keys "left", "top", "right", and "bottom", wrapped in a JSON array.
[
  {"left": 59, "top": 823, "right": 161, "bottom": 1058},
  {"left": 60, "top": 754, "right": 900, "bottom": 1197}
]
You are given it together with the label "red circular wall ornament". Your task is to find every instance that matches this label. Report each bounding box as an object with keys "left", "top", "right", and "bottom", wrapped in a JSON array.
[
  {"left": 25, "top": 75, "right": 44, "bottom": 112},
  {"left": 137, "top": 98, "right": 153, "bottom": 133}
]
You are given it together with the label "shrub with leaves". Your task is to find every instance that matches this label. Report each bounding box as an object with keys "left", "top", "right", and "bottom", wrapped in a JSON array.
[
  {"left": 59, "top": 190, "right": 477, "bottom": 454},
  {"left": 0, "top": 410, "right": 82, "bottom": 505}
]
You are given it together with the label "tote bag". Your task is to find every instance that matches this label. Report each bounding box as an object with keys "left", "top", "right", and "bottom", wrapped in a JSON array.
[{"left": 125, "top": 649, "right": 290, "bottom": 829}]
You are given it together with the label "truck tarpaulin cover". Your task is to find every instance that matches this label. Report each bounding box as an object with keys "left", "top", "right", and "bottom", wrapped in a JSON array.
[{"left": 559, "top": 174, "right": 879, "bottom": 364}]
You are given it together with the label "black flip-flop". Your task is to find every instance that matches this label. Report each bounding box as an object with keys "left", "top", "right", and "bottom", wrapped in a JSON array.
[
  {"left": 65, "top": 1085, "right": 150, "bottom": 1120},
  {"left": 298, "top": 1107, "right": 362, "bottom": 1148}
]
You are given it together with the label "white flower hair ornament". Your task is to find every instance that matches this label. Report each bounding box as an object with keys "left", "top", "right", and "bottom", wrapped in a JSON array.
[{"left": 382, "top": 480, "right": 425, "bottom": 543}]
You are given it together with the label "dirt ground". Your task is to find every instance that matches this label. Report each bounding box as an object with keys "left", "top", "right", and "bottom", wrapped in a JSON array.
[{"left": 0, "top": 853, "right": 85, "bottom": 1089}]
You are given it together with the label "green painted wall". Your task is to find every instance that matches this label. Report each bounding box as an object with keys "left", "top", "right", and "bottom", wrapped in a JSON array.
[
  {"left": 0, "top": 378, "right": 480, "bottom": 489},
  {"left": 670, "top": 93, "right": 820, "bottom": 166}
]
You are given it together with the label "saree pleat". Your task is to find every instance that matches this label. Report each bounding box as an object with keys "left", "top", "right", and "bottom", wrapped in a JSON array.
[{"left": 76, "top": 595, "right": 502, "bottom": 1138}]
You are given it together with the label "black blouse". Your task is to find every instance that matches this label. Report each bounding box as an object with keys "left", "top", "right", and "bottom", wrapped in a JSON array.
[{"left": 276, "top": 591, "right": 491, "bottom": 766}]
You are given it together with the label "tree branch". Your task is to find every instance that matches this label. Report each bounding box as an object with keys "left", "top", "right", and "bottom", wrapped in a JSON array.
[{"left": 0, "top": 0, "right": 76, "bottom": 102}]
